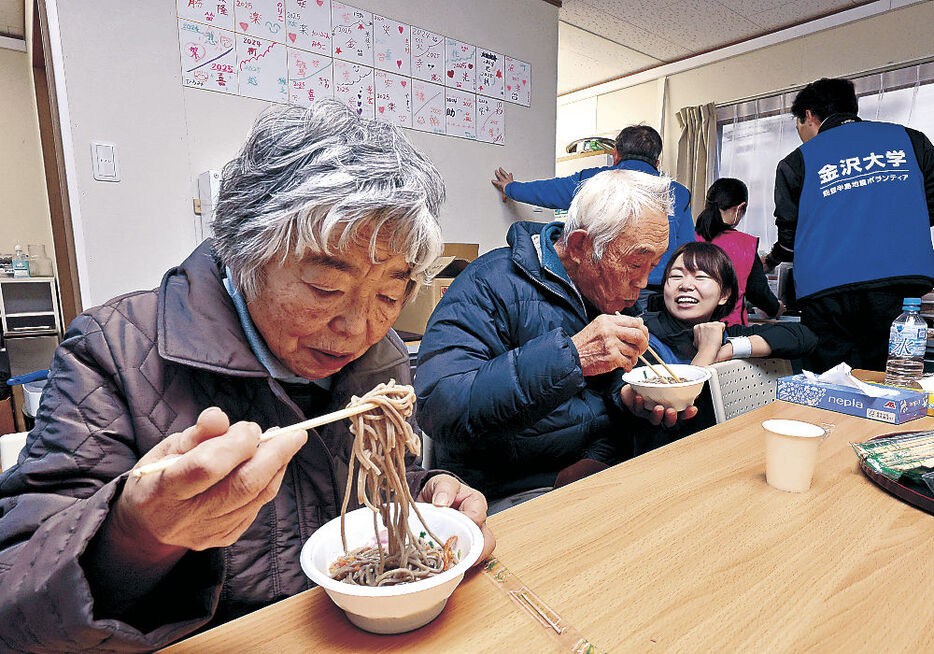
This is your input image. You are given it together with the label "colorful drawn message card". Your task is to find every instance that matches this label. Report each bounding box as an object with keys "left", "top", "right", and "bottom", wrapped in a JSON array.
[
  {"left": 177, "top": 0, "right": 235, "bottom": 31},
  {"left": 477, "top": 96, "right": 504, "bottom": 145},
  {"left": 237, "top": 34, "right": 288, "bottom": 103},
  {"left": 410, "top": 26, "right": 444, "bottom": 84},
  {"left": 331, "top": 2, "right": 372, "bottom": 65},
  {"left": 505, "top": 56, "right": 531, "bottom": 107},
  {"left": 179, "top": 20, "right": 238, "bottom": 94},
  {"left": 373, "top": 15, "right": 409, "bottom": 76},
  {"left": 476, "top": 49, "right": 504, "bottom": 99},
  {"left": 375, "top": 70, "right": 412, "bottom": 128},
  {"left": 445, "top": 88, "right": 476, "bottom": 139},
  {"left": 411, "top": 79, "right": 445, "bottom": 135},
  {"left": 333, "top": 59, "right": 374, "bottom": 118},
  {"left": 288, "top": 48, "right": 333, "bottom": 106},
  {"left": 445, "top": 38, "right": 476, "bottom": 91},
  {"left": 234, "top": 0, "right": 286, "bottom": 43},
  {"left": 285, "top": 0, "right": 331, "bottom": 56}
]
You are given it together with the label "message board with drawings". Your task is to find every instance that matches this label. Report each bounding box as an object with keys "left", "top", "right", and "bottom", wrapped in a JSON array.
[
  {"left": 176, "top": 0, "right": 529, "bottom": 145},
  {"left": 411, "top": 79, "right": 445, "bottom": 135}
]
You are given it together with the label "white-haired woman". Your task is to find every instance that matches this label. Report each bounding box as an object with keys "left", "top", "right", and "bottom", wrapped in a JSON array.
[
  {"left": 0, "top": 99, "right": 493, "bottom": 652},
  {"left": 416, "top": 169, "right": 698, "bottom": 515}
]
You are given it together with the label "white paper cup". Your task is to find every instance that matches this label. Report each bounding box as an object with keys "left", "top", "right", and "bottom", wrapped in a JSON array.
[{"left": 763, "top": 419, "right": 832, "bottom": 493}]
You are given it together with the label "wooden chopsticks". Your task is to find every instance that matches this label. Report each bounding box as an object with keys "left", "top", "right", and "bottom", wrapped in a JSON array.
[
  {"left": 131, "top": 401, "right": 379, "bottom": 478},
  {"left": 615, "top": 311, "right": 683, "bottom": 383}
]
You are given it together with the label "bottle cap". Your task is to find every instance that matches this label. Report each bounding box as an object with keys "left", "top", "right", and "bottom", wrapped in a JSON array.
[{"left": 903, "top": 298, "right": 922, "bottom": 310}]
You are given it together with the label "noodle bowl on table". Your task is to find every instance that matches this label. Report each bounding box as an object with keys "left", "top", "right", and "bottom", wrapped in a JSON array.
[{"left": 299, "top": 381, "right": 484, "bottom": 634}]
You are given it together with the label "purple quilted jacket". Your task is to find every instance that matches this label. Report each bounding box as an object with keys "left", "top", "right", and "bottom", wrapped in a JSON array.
[{"left": 0, "top": 242, "right": 433, "bottom": 652}]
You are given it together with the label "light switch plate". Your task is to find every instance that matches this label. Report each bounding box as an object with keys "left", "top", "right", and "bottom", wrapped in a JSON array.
[{"left": 91, "top": 141, "right": 120, "bottom": 182}]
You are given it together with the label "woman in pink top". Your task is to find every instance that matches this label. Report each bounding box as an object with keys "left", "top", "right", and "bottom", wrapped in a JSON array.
[{"left": 695, "top": 178, "right": 783, "bottom": 326}]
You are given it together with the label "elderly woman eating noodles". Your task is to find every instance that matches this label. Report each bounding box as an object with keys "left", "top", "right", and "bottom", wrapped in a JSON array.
[{"left": 0, "top": 99, "right": 494, "bottom": 651}]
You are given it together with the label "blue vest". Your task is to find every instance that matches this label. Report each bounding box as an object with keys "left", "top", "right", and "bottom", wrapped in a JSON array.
[{"left": 796, "top": 120, "right": 934, "bottom": 298}]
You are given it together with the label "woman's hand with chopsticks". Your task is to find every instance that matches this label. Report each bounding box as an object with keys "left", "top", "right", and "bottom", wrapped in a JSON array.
[
  {"left": 88, "top": 408, "right": 308, "bottom": 583},
  {"left": 570, "top": 314, "right": 649, "bottom": 377}
]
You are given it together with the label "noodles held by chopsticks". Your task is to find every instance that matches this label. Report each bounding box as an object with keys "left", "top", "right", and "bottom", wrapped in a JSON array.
[{"left": 329, "top": 380, "right": 459, "bottom": 586}]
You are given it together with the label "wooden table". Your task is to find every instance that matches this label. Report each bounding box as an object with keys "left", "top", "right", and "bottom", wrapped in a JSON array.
[{"left": 163, "top": 402, "right": 934, "bottom": 653}]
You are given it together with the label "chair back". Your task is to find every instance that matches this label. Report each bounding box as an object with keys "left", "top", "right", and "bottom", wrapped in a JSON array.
[
  {"left": 706, "top": 358, "right": 792, "bottom": 423},
  {"left": 420, "top": 432, "right": 434, "bottom": 469},
  {"left": 0, "top": 431, "right": 28, "bottom": 472}
]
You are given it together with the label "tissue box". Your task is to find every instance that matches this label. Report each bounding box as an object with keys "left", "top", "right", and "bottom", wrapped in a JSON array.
[
  {"left": 776, "top": 374, "right": 927, "bottom": 424},
  {"left": 850, "top": 369, "right": 934, "bottom": 417}
]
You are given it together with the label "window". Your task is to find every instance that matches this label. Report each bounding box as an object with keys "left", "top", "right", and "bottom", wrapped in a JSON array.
[{"left": 716, "top": 61, "right": 934, "bottom": 251}]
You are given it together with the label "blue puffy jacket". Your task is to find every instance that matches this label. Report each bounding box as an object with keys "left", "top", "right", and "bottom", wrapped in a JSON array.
[
  {"left": 415, "top": 221, "right": 634, "bottom": 500},
  {"left": 505, "top": 158, "right": 694, "bottom": 286}
]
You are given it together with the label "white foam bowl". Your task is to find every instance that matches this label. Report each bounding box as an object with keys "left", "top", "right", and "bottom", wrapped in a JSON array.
[
  {"left": 622, "top": 364, "right": 711, "bottom": 412},
  {"left": 300, "top": 503, "right": 484, "bottom": 634}
]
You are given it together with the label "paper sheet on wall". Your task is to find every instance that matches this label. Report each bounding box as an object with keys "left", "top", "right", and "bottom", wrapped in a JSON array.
[
  {"left": 177, "top": 0, "right": 234, "bottom": 31},
  {"left": 333, "top": 60, "right": 374, "bottom": 118},
  {"left": 375, "top": 70, "right": 411, "bottom": 128},
  {"left": 331, "top": 2, "right": 372, "bottom": 65},
  {"left": 445, "top": 38, "right": 476, "bottom": 91},
  {"left": 179, "top": 20, "right": 238, "bottom": 94},
  {"left": 373, "top": 14, "right": 409, "bottom": 76},
  {"left": 237, "top": 34, "right": 288, "bottom": 102},
  {"left": 233, "top": 0, "right": 286, "bottom": 43},
  {"left": 410, "top": 27, "right": 444, "bottom": 84},
  {"left": 446, "top": 89, "right": 476, "bottom": 139},
  {"left": 285, "top": 0, "right": 331, "bottom": 56},
  {"left": 288, "top": 49, "right": 333, "bottom": 106},
  {"left": 505, "top": 57, "right": 531, "bottom": 107},
  {"left": 411, "top": 80, "right": 445, "bottom": 134},
  {"left": 476, "top": 96, "right": 504, "bottom": 145},
  {"left": 476, "top": 49, "right": 504, "bottom": 99}
]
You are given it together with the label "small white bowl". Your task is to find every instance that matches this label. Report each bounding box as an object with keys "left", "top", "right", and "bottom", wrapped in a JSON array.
[
  {"left": 622, "top": 364, "right": 711, "bottom": 411},
  {"left": 300, "top": 503, "right": 484, "bottom": 634}
]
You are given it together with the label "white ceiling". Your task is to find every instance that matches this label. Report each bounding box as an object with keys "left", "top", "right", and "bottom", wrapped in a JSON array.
[
  {"left": 557, "top": 0, "right": 877, "bottom": 95},
  {"left": 0, "top": 0, "right": 24, "bottom": 40}
]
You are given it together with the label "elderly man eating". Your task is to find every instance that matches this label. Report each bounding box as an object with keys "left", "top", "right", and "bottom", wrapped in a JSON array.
[
  {"left": 416, "top": 170, "right": 697, "bottom": 513},
  {"left": 0, "top": 99, "right": 493, "bottom": 651}
]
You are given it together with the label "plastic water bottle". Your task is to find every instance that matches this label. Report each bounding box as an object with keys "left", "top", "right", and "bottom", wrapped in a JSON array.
[
  {"left": 884, "top": 298, "right": 927, "bottom": 388},
  {"left": 11, "top": 245, "right": 29, "bottom": 278}
]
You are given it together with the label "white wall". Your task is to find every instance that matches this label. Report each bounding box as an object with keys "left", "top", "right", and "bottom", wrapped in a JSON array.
[
  {"left": 0, "top": 45, "right": 54, "bottom": 259},
  {"left": 557, "top": 1, "right": 934, "bottom": 183},
  {"left": 50, "top": 0, "right": 559, "bottom": 307}
]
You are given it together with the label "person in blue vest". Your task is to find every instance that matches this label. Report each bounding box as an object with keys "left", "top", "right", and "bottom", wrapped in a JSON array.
[
  {"left": 491, "top": 125, "right": 694, "bottom": 303},
  {"left": 763, "top": 78, "right": 934, "bottom": 372}
]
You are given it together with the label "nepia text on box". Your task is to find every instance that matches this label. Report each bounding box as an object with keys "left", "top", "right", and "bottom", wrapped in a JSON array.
[{"left": 776, "top": 375, "right": 927, "bottom": 424}]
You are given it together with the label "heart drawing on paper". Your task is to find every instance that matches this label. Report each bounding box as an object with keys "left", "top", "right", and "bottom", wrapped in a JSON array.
[
  {"left": 447, "top": 70, "right": 455, "bottom": 78},
  {"left": 467, "top": 63, "right": 473, "bottom": 69},
  {"left": 379, "top": 106, "right": 385, "bottom": 113},
  {"left": 239, "top": 22, "right": 249, "bottom": 31},
  {"left": 398, "top": 25, "right": 404, "bottom": 34},
  {"left": 288, "top": 33, "right": 297, "bottom": 43},
  {"left": 507, "top": 85, "right": 512, "bottom": 90},
  {"left": 396, "top": 59, "right": 403, "bottom": 68},
  {"left": 400, "top": 80, "right": 406, "bottom": 87}
]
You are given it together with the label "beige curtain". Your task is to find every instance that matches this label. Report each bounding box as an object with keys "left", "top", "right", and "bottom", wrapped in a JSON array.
[{"left": 676, "top": 103, "right": 718, "bottom": 218}]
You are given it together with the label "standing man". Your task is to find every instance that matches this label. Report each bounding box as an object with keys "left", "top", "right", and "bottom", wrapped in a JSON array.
[
  {"left": 491, "top": 125, "right": 694, "bottom": 303},
  {"left": 764, "top": 78, "right": 934, "bottom": 372}
]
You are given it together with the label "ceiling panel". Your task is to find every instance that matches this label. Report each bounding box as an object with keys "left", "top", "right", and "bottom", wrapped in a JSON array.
[
  {"left": 558, "top": 22, "right": 662, "bottom": 94},
  {"left": 558, "top": 0, "right": 881, "bottom": 95},
  {"left": 0, "top": 0, "right": 24, "bottom": 40}
]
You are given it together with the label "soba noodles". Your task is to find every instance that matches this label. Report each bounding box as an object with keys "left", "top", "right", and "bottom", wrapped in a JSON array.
[{"left": 329, "top": 380, "right": 458, "bottom": 586}]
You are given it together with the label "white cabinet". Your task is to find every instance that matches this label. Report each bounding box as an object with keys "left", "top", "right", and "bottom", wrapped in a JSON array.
[{"left": 0, "top": 278, "right": 62, "bottom": 338}]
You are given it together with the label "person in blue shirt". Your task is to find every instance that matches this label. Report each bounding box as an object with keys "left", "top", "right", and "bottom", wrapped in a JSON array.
[
  {"left": 491, "top": 125, "right": 694, "bottom": 302},
  {"left": 763, "top": 78, "right": 934, "bottom": 372}
]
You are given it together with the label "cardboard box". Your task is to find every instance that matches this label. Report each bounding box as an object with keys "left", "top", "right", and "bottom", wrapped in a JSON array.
[
  {"left": 776, "top": 374, "right": 927, "bottom": 424},
  {"left": 442, "top": 242, "right": 479, "bottom": 262},
  {"left": 393, "top": 253, "right": 472, "bottom": 336}
]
